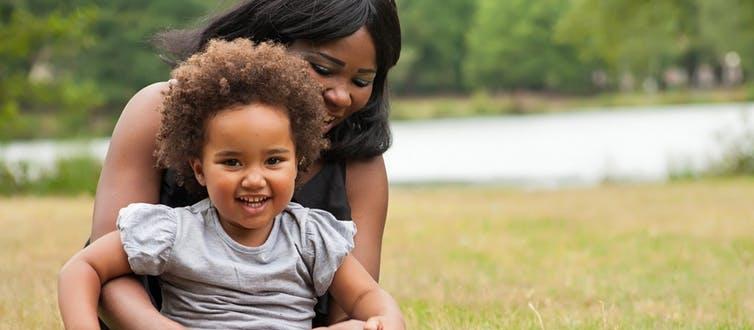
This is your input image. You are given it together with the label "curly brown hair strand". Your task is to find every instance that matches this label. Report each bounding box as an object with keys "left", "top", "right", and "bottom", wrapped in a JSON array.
[{"left": 155, "top": 39, "right": 328, "bottom": 195}]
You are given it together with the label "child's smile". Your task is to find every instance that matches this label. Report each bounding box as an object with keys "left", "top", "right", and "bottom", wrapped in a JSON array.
[
  {"left": 235, "top": 193, "right": 278, "bottom": 221},
  {"left": 191, "top": 102, "right": 298, "bottom": 247}
]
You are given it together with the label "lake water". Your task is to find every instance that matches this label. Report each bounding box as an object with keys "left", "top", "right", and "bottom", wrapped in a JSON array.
[{"left": 2, "top": 102, "right": 753, "bottom": 187}]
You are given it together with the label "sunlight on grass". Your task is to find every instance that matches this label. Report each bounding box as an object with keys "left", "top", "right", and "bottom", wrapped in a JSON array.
[
  {"left": 0, "top": 196, "right": 92, "bottom": 329},
  {"left": 2, "top": 180, "right": 754, "bottom": 328},
  {"left": 382, "top": 179, "right": 754, "bottom": 328}
]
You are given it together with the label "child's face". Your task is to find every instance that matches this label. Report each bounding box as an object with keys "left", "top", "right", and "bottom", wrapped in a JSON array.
[{"left": 191, "top": 103, "right": 297, "bottom": 246}]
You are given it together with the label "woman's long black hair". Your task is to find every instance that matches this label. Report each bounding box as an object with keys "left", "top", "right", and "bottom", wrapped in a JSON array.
[{"left": 154, "top": 0, "right": 401, "bottom": 161}]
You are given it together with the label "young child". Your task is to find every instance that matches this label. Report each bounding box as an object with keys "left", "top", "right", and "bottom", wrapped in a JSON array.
[{"left": 58, "top": 39, "right": 404, "bottom": 330}]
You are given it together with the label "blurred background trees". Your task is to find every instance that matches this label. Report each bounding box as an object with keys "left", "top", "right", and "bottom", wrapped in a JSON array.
[
  {"left": 1, "top": 0, "right": 753, "bottom": 139},
  {"left": 1, "top": 0, "right": 208, "bottom": 139}
]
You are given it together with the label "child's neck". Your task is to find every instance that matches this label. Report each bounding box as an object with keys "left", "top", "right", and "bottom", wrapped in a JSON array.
[{"left": 215, "top": 211, "right": 277, "bottom": 247}]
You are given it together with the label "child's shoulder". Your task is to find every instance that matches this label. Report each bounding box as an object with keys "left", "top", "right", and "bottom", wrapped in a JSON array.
[
  {"left": 185, "top": 198, "right": 213, "bottom": 215},
  {"left": 118, "top": 202, "right": 176, "bottom": 223},
  {"left": 118, "top": 199, "right": 210, "bottom": 228},
  {"left": 283, "top": 202, "right": 341, "bottom": 226},
  {"left": 282, "top": 202, "right": 356, "bottom": 243}
]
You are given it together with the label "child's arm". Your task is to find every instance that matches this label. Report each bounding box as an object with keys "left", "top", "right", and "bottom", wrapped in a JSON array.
[
  {"left": 328, "top": 254, "right": 404, "bottom": 330},
  {"left": 58, "top": 231, "right": 133, "bottom": 330}
]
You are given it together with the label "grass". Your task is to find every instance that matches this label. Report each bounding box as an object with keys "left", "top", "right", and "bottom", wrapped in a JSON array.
[
  {"left": 0, "top": 155, "right": 102, "bottom": 196},
  {"left": 3, "top": 179, "right": 754, "bottom": 328},
  {"left": 391, "top": 87, "right": 753, "bottom": 120},
  {"left": 0, "top": 112, "right": 116, "bottom": 141}
]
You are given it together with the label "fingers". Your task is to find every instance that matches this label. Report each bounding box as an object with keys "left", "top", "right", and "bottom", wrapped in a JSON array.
[{"left": 363, "top": 317, "right": 383, "bottom": 330}]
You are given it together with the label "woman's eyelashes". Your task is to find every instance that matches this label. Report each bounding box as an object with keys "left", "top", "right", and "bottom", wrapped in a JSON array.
[
  {"left": 310, "top": 62, "right": 332, "bottom": 75},
  {"left": 352, "top": 77, "right": 372, "bottom": 88},
  {"left": 309, "top": 62, "right": 373, "bottom": 88}
]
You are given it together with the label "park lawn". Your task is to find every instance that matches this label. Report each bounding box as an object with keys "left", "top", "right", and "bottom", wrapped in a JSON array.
[
  {"left": 390, "top": 87, "right": 752, "bottom": 120},
  {"left": 2, "top": 179, "right": 753, "bottom": 329}
]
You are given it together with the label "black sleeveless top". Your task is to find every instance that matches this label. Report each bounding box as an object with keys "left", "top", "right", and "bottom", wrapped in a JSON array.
[{"left": 158, "top": 160, "right": 350, "bottom": 326}]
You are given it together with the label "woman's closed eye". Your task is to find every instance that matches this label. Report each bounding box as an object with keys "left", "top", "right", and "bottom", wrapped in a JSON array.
[
  {"left": 352, "top": 77, "right": 372, "bottom": 88},
  {"left": 309, "top": 60, "right": 373, "bottom": 88},
  {"left": 310, "top": 62, "right": 332, "bottom": 75}
]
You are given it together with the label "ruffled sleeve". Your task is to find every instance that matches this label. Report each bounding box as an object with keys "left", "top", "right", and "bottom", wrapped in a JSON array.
[
  {"left": 301, "top": 208, "right": 356, "bottom": 296},
  {"left": 116, "top": 203, "right": 179, "bottom": 276}
]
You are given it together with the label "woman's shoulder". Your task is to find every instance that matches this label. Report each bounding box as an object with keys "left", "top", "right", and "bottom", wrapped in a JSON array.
[
  {"left": 125, "top": 81, "right": 172, "bottom": 110},
  {"left": 140, "top": 80, "right": 172, "bottom": 96},
  {"left": 114, "top": 80, "right": 172, "bottom": 133}
]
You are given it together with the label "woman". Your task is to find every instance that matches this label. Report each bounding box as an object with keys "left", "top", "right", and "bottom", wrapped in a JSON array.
[{"left": 89, "top": 0, "right": 401, "bottom": 328}]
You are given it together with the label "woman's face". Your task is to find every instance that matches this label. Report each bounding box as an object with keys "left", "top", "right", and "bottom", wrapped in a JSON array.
[{"left": 290, "top": 26, "right": 377, "bottom": 133}]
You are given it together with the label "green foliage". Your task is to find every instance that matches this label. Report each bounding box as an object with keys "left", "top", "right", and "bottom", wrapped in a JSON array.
[
  {"left": 464, "top": 0, "right": 596, "bottom": 93},
  {"left": 0, "top": 0, "right": 211, "bottom": 140},
  {"left": 394, "top": 0, "right": 476, "bottom": 93},
  {"left": 0, "top": 155, "right": 101, "bottom": 195},
  {"left": 555, "top": 0, "right": 691, "bottom": 77},
  {"left": 697, "top": 0, "right": 754, "bottom": 76},
  {"left": 71, "top": 0, "right": 210, "bottom": 108},
  {"left": 0, "top": 3, "right": 102, "bottom": 140},
  {"left": 554, "top": 0, "right": 754, "bottom": 84},
  {"left": 2, "top": 0, "right": 754, "bottom": 141},
  {"left": 711, "top": 119, "right": 754, "bottom": 176}
]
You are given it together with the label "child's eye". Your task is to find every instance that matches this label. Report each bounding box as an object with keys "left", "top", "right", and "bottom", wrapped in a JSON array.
[
  {"left": 265, "top": 157, "right": 282, "bottom": 166},
  {"left": 353, "top": 78, "right": 372, "bottom": 88},
  {"left": 310, "top": 63, "right": 332, "bottom": 75},
  {"left": 221, "top": 159, "right": 242, "bottom": 167}
]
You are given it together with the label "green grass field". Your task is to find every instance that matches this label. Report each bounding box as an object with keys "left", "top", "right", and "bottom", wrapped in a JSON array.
[
  {"left": 390, "top": 88, "right": 752, "bottom": 120},
  {"left": 2, "top": 179, "right": 754, "bottom": 329}
]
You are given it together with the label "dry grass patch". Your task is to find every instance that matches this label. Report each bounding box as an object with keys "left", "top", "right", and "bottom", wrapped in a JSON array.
[
  {"left": 383, "top": 179, "right": 754, "bottom": 329},
  {"left": 3, "top": 179, "right": 754, "bottom": 328},
  {"left": 0, "top": 196, "right": 92, "bottom": 329}
]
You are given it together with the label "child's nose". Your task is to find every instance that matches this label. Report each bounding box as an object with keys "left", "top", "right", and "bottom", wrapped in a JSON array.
[{"left": 241, "top": 170, "right": 265, "bottom": 189}]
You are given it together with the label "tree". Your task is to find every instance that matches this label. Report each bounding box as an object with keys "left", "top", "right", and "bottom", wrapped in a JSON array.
[
  {"left": 698, "top": 0, "right": 754, "bottom": 77},
  {"left": 464, "top": 0, "right": 595, "bottom": 92},
  {"left": 0, "top": 2, "right": 101, "bottom": 138},
  {"left": 393, "top": 0, "right": 476, "bottom": 94},
  {"left": 70, "top": 0, "right": 211, "bottom": 110}
]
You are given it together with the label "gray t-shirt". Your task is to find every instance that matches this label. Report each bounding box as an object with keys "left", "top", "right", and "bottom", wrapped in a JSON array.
[{"left": 116, "top": 199, "right": 356, "bottom": 330}]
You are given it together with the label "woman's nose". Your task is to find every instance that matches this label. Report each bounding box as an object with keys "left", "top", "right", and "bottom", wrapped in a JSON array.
[{"left": 323, "top": 86, "right": 352, "bottom": 112}]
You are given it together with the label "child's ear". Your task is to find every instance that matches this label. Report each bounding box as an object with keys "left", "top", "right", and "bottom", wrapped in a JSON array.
[{"left": 190, "top": 158, "right": 207, "bottom": 186}]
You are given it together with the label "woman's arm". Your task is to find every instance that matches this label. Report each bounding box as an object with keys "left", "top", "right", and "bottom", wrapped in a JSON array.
[
  {"left": 89, "top": 81, "right": 180, "bottom": 329},
  {"left": 58, "top": 232, "right": 133, "bottom": 329},
  {"left": 90, "top": 82, "right": 167, "bottom": 240},
  {"left": 328, "top": 156, "right": 389, "bottom": 324},
  {"left": 328, "top": 254, "right": 404, "bottom": 330},
  {"left": 345, "top": 155, "right": 389, "bottom": 280}
]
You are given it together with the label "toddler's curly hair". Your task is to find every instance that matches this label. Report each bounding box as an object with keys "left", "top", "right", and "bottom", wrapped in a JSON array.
[{"left": 155, "top": 39, "right": 328, "bottom": 194}]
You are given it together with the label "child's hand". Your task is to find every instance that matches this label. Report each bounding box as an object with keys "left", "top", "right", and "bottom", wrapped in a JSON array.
[
  {"left": 364, "top": 315, "right": 405, "bottom": 330},
  {"left": 364, "top": 316, "right": 405, "bottom": 330},
  {"left": 313, "top": 319, "right": 365, "bottom": 330},
  {"left": 364, "top": 316, "right": 385, "bottom": 330}
]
